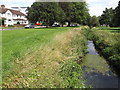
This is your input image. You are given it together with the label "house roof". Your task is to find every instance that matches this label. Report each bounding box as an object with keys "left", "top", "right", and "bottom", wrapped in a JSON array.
[
  {"left": 13, "top": 18, "right": 27, "bottom": 21},
  {"left": 0, "top": 7, "right": 26, "bottom": 16}
]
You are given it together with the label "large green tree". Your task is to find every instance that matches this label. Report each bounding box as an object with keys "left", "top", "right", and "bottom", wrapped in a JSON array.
[
  {"left": 113, "top": 1, "right": 120, "bottom": 27},
  {"left": 26, "top": 2, "right": 65, "bottom": 26},
  {"left": 99, "top": 8, "right": 114, "bottom": 26},
  {"left": 88, "top": 16, "right": 100, "bottom": 28},
  {"left": 26, "top": 2, "right": 89, "bottom": 27},
  {"left": 59, "top": 2, "right": 89, "bottom": 26}
]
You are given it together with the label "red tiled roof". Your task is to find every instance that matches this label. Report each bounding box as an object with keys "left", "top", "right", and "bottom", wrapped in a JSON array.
[{"left": 0, "top": 7, "right": 26, "bottom": 16}]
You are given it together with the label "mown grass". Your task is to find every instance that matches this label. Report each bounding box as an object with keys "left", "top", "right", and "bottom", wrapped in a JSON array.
[
  {"left": 2, "top": 27, "right": 71, "bottom": 74},
  {"left": 2, "top": 27, "right": 87, "bottom": 88},
  {"left": 96, "top": 26, "right": 120, "bottom": 33},
  {"left": 83, "top": 27, "right": 120, "bottom": 75}
]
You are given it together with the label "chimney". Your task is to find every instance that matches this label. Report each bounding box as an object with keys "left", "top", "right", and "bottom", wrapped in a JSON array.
[{"left": 0, "top": 5, "right": 5, "bottom": 8}]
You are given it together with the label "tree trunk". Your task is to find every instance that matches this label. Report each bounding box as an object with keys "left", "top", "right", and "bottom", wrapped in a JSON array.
[{"left": 67, "top": 21, "right": 71, "bottom": 27}]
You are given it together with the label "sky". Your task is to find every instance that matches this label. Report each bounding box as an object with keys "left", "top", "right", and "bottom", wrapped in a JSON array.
[
  {"left": 0, "top": 0, "right": 119, "bottom": 16},
  {"left": 86, "top": 0, "right": 119, "bottom": 16}
]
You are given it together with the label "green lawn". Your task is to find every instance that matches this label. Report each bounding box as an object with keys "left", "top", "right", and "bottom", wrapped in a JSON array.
[
  {"left": 96, "top": 26, "right": 120, "bottom": 33},
  {"left": 2, "top": 27, "right": 87, "bottom": 88},
  {"left": 2, "top": 27, "right": 72, "bottom": 74}
]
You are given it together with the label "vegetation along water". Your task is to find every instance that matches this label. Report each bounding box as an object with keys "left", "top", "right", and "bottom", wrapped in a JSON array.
[{"left": 83, "top": 27, "right": 120, "bottom": 88}]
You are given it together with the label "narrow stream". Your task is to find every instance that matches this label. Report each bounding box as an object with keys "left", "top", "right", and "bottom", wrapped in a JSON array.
[{"left": 82, "top": 40, "right": 119, "bottom": 88}]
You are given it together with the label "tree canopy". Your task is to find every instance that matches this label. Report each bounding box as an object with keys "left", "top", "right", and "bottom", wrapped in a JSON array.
[
  {"left": 88, "top": 16, "right": 100, "bottom": 28},
  {"left": 99, "top": 8, "right": 114, "bottom": 26},
  {"left": 99, "top": 1, "right": 120, "bottom": 27},
  {"left": 26, "top": 2, "right": 89, "bottom": 26},
  {"left": 59, "top": 2, "right": 89, "bottom": 26},
  {"left": 113, "top": 1, "right": 120, "bottom": 27},
  {"left": 26, "top": 2, "right": 65, "bottom": 26}
]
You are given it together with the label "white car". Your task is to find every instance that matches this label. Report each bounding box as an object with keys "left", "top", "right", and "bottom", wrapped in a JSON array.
[{"left": 25, "top": 24, "right": 34, "bottom": 28}]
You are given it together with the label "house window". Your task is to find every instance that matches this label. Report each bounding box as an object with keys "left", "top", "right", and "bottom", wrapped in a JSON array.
[
  {"left": 13, "top": 14, "right": 16, "bottom": 17},
  {"left": 8, "top": 19, "right": 11, "bottom": 21},
  {"left": 7, "top": 13, "right": 11, "bottom": 17}
]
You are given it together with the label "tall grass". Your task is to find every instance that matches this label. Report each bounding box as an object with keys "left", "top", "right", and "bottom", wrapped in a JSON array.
[{"left": 2, "top": 27, "right": 87, "bottom": 88}]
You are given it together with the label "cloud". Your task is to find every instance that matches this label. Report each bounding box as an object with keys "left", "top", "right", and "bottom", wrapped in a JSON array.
[
  {"left": 0, "top": 0, "right": 35, "bottom": 8},
  {"left": 86, "top": 0, "right": 119, "bottom": 16},
  {"left": 86, "top": 0, "right": 102, "bottom": 3},
  {"left": 107, "top": 0, "right": 119, "bottom": 8},
  {"left": 1, "top": 0, "right": 35, "bottom": 2}
]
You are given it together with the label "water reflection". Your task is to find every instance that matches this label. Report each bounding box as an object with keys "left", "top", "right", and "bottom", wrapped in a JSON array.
[
  {"left": 82, "top": 41, "right": 119, "bottom": 88},
  {"left": 84, "top": 72, "right": 118, "bottom": 88},
  {"left": 87, "top": 41, "right": 98, "bottom": 55}
]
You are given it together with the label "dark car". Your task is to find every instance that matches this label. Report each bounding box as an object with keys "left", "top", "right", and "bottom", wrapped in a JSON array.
[{"left": 25, "top": 24, "right": 34, "bottom": 28}]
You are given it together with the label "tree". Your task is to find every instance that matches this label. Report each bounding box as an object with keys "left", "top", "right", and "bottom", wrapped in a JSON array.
[
  {"left": 59, "top": 2, "right": 89, "bottom": 26},
  {"left": 113, "top": 1, "right": 120, "bottom": 27},
  {"left": 26, "top": 2, "right": 89, "bottom": 27},
  {"left": 99, "top": 8, "right": 114, "bottom": 26},
  {"left": 88, "top": 16, "right": 100, "bottom": 28},
  {"left": 0, "top": 18, "right": 6, "bottom": 26},
  {"left": 26, "top": 2, "right": 65, "bottom": 26}
]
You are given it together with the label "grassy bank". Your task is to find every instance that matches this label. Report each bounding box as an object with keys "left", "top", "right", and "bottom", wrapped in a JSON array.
[
  {"left": 2, "top": 27, "right": 87, "bottom": 88},
  {"left": 84, "top": 27, "right": 120, "bottom": 75}
]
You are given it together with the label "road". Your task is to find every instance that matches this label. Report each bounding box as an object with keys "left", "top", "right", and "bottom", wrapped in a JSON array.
[{"left": 0, "top": 27, "right": 24, "bottom": 31}]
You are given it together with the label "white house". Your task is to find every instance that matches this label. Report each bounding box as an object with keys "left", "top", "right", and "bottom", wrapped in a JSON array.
[{"left": 0, "top": 5, "right": 28, "bottom": 26}]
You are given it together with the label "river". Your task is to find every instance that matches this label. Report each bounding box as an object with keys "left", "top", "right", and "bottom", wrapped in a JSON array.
[{"left": 81, "top": 40, "right": 120, "bottom": 88}]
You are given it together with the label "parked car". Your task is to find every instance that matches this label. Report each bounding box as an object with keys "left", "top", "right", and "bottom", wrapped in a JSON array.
[
  {"left": 24, "top": 24, "right": 34, "bottom": 28},
  {"left": 70, "top": 23, "right": 80, "bottom": 27},
  {"left": 52, "top": 24, "right": 60, "bottom": 27}
]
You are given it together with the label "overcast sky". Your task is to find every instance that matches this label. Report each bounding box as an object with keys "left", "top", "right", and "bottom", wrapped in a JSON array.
[{"left": 0, "top": 0, "right": 119, "bottom": 16}]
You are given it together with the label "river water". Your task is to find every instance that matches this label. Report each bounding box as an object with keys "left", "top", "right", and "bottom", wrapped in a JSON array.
[{"left": 81, "top": 41, "right": 120, "bottom": 88}]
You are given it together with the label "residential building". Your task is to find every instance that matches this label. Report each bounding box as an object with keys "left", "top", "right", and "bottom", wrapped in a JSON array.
[{"left": 0, "top": 5, "right": 28, "bottom": 26}]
